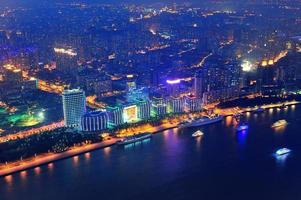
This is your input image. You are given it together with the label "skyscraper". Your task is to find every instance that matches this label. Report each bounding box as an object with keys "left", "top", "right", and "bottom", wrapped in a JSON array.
[
  {"left": 62, "top": 89, "right": 86, "bottom": 129},
  {"left": 166, "top": 79, "right": 181, "bottom": 97},
  {"left": 194, "top": 73, "right": 203, "bottom": 99}
]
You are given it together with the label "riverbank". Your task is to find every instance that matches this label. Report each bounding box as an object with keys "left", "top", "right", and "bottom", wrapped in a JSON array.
[
  {"left": 0, "top": 138, "right": 118, "bottom": 177},
  {"left": 1, "top": 100, "right": 300, "bottom": 177}
]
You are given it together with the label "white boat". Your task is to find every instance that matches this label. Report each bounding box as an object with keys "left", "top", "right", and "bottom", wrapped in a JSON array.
[
  {"left": 192, "top": 130, "right": 204, "bottom": 137},
  {"left": 276, "top": 148, "right": 291, "bottom": 156},
  {"left": 271, "top": 120, "right": 288, "bottom": 128},
  {"left": 178, "top": 115, "right": 223, "bottom": 128}
]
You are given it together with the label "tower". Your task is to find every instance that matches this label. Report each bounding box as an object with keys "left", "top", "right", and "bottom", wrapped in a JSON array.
[{"left": 62, "top": 89, "right": 86, "bottom": 129}]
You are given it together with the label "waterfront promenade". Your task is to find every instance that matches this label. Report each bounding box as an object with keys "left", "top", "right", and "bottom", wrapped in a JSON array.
[{"left": 0, "top": 138, "right": 118, "bottom": 177}]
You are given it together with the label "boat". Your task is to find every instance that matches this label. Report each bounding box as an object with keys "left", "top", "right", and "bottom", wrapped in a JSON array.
[
  {"left": 178, "top": 115, "right": 223, "bottom": 128},
  {"left": 192, "top": 130, "right": 204, "bottom": 137},
  {"left": 237, "top": 124, "right": 249, "bottom": 132},
  {"left": 280, "top": 104, "right": 287, "bottom": 109},
  {"left": 254, "top": 107, "right": 264, "bottom": 113},
  {"left": 276, "top": 148, "right": 291, "bottom": 156},
  {"left": 271, "top": 120, "right": 288, "bottom": 128},
  {"left": 117, "top": 133, "right": 152, "bottom": 145}
]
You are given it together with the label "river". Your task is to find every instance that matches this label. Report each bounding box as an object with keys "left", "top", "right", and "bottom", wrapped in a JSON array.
[{"left": 1, "top": 105, "right": 301, "bottom": 200}]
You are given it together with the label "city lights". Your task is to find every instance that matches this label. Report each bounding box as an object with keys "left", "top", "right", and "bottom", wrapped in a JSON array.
[
  {"left": 241, "top": 60, "right": 254, "bottom": 72},
  {"left": 166, "top": 79, "right": 181, "bottom": 84}
]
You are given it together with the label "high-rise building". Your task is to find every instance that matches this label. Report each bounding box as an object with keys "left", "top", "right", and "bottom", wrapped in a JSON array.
[
  {"left": 137, "top": 99, "right": 151, "bottom": 120},
  {"left": 151, "top": 96, "right": 167, "bottom": 116},
  {"left": 168, "top": 97, "right": 185, "bottom": 113},
  {"left": 185, "top": 95, "right": 202, "bottom": 112},
  {"left": 62, "top": 89, "right": 86, "bottom": 129},
  {"left": 166, "top": 79, "right": 181, "bottom": 97},
  {"left": 54, "top": 47, "right": 78, "bottom": 74},
  {"left": 194, "top": 73, "right": 203, "bottom": 99}
]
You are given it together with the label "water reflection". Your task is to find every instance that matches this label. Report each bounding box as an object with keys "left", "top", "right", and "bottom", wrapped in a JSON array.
[
  {"left": 4, "top": 175, "right": 13, "bottom": 185},
  {"left": 20, "top": 171, "right": 27, "bottom": 180},
  {"left": 245, "top": 111, "right": 251, "bottom": 120},
  {"left": 225, "top": 116, "right": 232, "bottom": 127},
  {"left": 237, "top": 129, "right": 248, "bottom": 146},
  {"left": 103, "top": 146, "right": 111, "bottom": 156},
  {"left": 273, "top": 126, "right": 286, "bottom": 134},
  {"left": 34, "top": 167, "right": 41, "bottom": 175},
  {"left": 195, "top": 136, "right": 203, "bottom": 152},
  {"left": 275, "top": 153, "right": 290, "bottom": 168},
  {"left": 84, "top": 152, "right": 91, "bottom": 159},
  {"left": 47, "top": 163, "right": 54, "bottom": 171},
  {"left": 269, "top": 108, "right": 274, "bottom": 115},
  {"left": 73, "top": 156, "right": 79, "bottom": 166}
]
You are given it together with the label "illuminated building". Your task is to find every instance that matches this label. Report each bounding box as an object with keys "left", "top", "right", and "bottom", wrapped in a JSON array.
[
  {"left": 194, "top": 73, "right": 203, "bottom": 99},
  {"left": 123, "top": 104, "right": 138, "bottom": 123},
  {"left": 168, "top": 97, "right": 184, "bottom": 113},
  {"left": 62, "top": 89, "right": 86, "bottom": 129},
  {"left": 185, "top": 95, "right": 202, "bottom": 112},
  {"left": 54, "top": 47, "right": 78, "bottom": 74},
  {"left": 81, "top": 111, "right": 108, "bottom": 132},
  {"left": 151, "top": 96, "right": 167, "bottom": 116},
  {"left": 203, "top": 86, "right": 240, "bottom": 104},
  {"left": 137, "top": 99, "right": 151, "bottom": 120},
  {"left": 166, "top": 79, "right": 181, "bottom": 97},
  {"left": 126, "top": 74, "right": 137, "bottom": 91},
  {"left": 107, "top": 106, "right": 123, "bottom": 127},
  {"left": 126, "top": 87, "right": 149, "bottom": 103}
]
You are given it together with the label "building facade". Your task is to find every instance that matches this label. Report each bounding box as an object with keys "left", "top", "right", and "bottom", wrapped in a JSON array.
[
  {"left": 62, "top": 89, "right": 86, "bottom": 129},
  {"left": 81, "top": 111, "right": 108, "bottom": 132}
]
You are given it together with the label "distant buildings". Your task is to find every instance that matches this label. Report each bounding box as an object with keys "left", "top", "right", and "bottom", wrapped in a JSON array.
[{"left": 62, "top": 89, "right": 86, "bottom": 129}]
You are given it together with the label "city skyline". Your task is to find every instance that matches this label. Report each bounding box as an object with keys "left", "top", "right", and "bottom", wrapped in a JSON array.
[{"left": 1, "top": 1, "right": 301, "bottom": 200}]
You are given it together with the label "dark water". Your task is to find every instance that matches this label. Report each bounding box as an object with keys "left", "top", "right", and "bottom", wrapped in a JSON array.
[{"left": 2, "top": 105, "right": 301, "bottom": 200}]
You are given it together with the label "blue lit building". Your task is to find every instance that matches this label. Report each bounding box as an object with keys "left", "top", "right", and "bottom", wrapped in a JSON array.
[
  {"left": 151, "top": 96, "right": 167, "bottom": 116},
  {"left": 62, "top": 89, "right": 86, "bottom": 129},
  {"left": 81, "top": 111, "right": 108, "bottom": 132},
  {"left": 185, "top": 95, "right": 202, "bottom": 112},
  {"left": 137, "top": 99, "right": 151, "bottom": 120},
  {"left": 106, "top": 106, "right": 124, "bottom": 127},
  {"left": 168, "top": 97, "right": 185, "bottom": 113}
]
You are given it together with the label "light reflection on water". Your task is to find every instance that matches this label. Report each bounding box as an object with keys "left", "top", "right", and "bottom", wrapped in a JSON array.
[
  {"left": 225, "top": 116, "right": 232, "bottom": 127},
  {"left": 34, "top": 167, "right": 41, "bottom": 176},
  {"left": 20, "top": 171, "right": 27, "bottom": 181},
  {"left": 47, "top": 163, "right": 54, "bottom": 171},
  {"left": 237, "top": 129, "right": 248, "bottom": 146},
  {"left": 73, "top": 156, "right": 79, "bottom": 166},
  {"left": 4, "top": 175, "right": 13, "bottom": 185},
  {"left": 84, "top": 152, "right": 91, "bottom": 159},
  {"left": 275, "top": 153, "right": 290, "bottom": 168}
]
